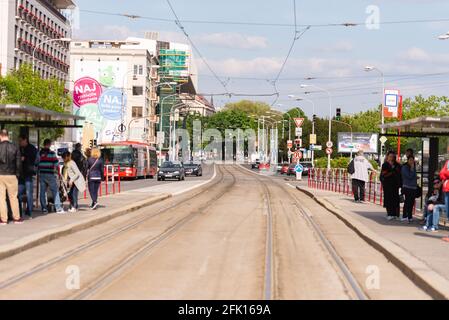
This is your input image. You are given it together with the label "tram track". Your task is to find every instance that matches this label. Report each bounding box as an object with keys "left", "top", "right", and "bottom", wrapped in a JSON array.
[
  {"left": 235, "top": 165, "right": 368, "bottom": 300},
  {"left": 0, "top": 165, "right": 232, "bottom": 293},
  {"left": 67, "top": 165, "right": 238, "bottom": 300}
]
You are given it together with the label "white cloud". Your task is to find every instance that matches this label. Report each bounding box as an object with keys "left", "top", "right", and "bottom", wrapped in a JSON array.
[
  {"left": 318, "top": 40, "right": 354, "bottom": 53},
  {"left": 195, "top": 32, "right": 268, "bottom": 50}
]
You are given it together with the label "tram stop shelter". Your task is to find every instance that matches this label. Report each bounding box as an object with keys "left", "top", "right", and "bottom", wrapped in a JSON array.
[
  {"left": 0, "top": 104, "right": 84, "bottom": 143},
  {"left": 380, "top": 116, "right": 449, "bottom": 205}
]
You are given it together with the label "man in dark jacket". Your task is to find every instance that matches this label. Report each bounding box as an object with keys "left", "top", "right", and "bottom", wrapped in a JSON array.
[
  {"left": 18, "top": 135, "right": 37, "bottom": 218},
  {"left": 0, "top": 130, "right": 23, "bottom": 224}
]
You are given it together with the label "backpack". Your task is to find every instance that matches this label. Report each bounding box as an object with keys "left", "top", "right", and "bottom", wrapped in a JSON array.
[{"left": 347, "top": 160, "right": 355, "bottom": 175}]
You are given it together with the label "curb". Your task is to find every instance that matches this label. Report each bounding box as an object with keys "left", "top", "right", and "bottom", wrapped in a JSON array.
[
  {"left": 0, "top": 193, "right": 171, "bottom": 261},
  {"left": 297, "top": 186, "right": 449, "bottom": 300}
]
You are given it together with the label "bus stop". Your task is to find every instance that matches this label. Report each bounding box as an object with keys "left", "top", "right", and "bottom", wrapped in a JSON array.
[
  {"left": 0, "top": 104, "right": 85, "bottom": 211},
  {"left": 380, "top": 116, "right": 449, "bottom": 206}
]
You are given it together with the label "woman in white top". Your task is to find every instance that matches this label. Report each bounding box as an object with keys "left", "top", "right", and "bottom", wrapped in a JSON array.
[{"left": 61, "top": 151, "right": 86, "bottom": 213}]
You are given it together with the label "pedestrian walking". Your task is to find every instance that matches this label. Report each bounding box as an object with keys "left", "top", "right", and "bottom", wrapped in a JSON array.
[
  {"left": 401, "top": 156, "right": 418, "bottom": 223},
  {"left": 38, "top": 139, "right": 65, "bottom": 214},
  {"left": 349, "top": 150, "right": 373, "bottom": 203},
  {"left": 87, "top": 148, "right": 104, "bottom": 210},
  {"left": 381, "top": 151, "right": 402, "bottom": 220},
  {"left": 71, "top": 143, "right": 87, "bottom": 177},
  {"left": 0, "top": 129, "right": 23, "bottom": 225},
  {"left": 61, "top": 151, "right": 86, "bottom": 213},
  {"left": 18, "top": 135, "right": 37, "bottom": 219}
]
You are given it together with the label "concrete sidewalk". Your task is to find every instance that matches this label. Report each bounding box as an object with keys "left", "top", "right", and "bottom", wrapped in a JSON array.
[
  {"left": 297, "top": 183, "right": 449, "bottom": 299},
  {"left": 0, "top": 166, "right": 216, "bottom": 261}
]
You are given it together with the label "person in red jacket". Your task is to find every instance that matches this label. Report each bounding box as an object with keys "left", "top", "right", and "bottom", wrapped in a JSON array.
[{"left": 439, "top": 160, "right": 449, "bottom": 242}]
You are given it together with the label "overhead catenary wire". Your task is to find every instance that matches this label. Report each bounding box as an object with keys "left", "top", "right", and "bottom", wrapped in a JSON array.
[
  {"left": 164, "top": 0, "right": 230, "bottom": 96},
  {"left": 79, "top": 9, "right": 449, "bottom": 29}
]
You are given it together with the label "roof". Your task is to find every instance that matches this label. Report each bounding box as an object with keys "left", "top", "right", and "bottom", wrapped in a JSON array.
[
  {"left": 0, "top": 104, "right": 84, "bottom": 127},
  {"left": 379, "top": 116, "right": 449, "bottom": 134}
]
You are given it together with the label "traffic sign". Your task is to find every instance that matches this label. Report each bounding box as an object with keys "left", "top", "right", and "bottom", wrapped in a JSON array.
[
  {"left": 326, "top": 141, "right": 333, "bottom": 148},
  {"left": 118, "top": 123, "right": 126, "bottom": 133},
  {"left": 312, "top": 145, "right": 322, "bottom": 151},
  {"left": 294, "top": 118, "right": 305, "bottom": 128},
  {"left": 287, "top": 140, "right": 293, "bottom": 149},
  {"left": 295, "top": 127, "right": 303, "bottom": 136},
  {"left": 326, "top": 147, "right": 333, "bottom": 155},
  {"left": 379, "top": 136, "right": 387, "bottom": 144},
  {"left": 295, "top": 163, "right": 304, "bottom": 173},
  {"left": 287, "top": 150, "right": 293, "bottom": 157},
  {"left": 293, "top": 151, "right": 303, "bottom": 161},
  {"left": 309, "top": 134, "right": 317, "bottom": 145}
]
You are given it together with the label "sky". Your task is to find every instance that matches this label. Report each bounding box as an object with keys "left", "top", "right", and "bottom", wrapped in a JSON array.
[{"left": 71, "top": 0, "right": 449, "bottom": 117}]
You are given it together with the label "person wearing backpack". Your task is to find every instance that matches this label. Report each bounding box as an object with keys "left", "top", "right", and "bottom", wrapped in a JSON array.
[{"left": 349, "top": 150, "right": 373, "bottom": 203}]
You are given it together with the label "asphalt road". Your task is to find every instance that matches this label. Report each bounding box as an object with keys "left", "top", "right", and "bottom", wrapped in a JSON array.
[{"left": 0, "top": 165, "right": 430, "bottom": 300}]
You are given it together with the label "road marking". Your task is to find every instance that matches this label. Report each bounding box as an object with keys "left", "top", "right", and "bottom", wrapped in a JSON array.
[{"left": 285, "top": 183, "right": 296, "bottom": 189}]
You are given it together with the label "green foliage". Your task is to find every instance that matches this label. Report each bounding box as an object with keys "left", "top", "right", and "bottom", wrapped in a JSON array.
[
  {"left": 224, "top": 100, "right": 271, "bottom": 117},
  {"left": 0, "top": 63, "right": 71, "bottom": 140}
]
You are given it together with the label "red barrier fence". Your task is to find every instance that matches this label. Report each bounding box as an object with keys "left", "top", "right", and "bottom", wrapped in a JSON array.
[{"left": 308, "top": 168, "right": 383, "bottom": 205}]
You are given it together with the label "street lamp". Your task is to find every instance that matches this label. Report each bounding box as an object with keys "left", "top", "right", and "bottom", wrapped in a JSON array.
[
  {"left": 32, "top": 37, "right": 71, "bottom": 74},
  {"left": 300, "top": 84, "right": 333, "bottom": 169},
  {"left": 364, "top": 65, "right": 385, "bottom": 161}
]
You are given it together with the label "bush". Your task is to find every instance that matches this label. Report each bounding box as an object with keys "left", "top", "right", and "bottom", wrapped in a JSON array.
[{"left": 314, "top": 156, "right": 380, "bottom": 171}]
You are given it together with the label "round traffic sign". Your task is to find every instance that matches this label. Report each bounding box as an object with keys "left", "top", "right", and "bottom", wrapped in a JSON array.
[
  {"left": 118, "top": 123, "right": 127, "bottom": 133},
  {"left": 293, "top": 151, "right": 303, "bottom": 160},
  {"left": 326, "top": 141, "right": 333, "bottom": 148},
  {"left": 326, "top": 147, "right": 333, "bottom": 155}
]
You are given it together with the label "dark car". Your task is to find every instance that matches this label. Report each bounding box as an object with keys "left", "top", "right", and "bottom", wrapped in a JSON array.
[
  {"left": 158, "top": 161, "right": 185, "bottom": 181},
  {"left": 251, "top": 159, "right": 261, "bottom": 169},
  {"left": 288, "top": 162, "right": 313, "bottom": 176},
  {"left": 184, "top": 162, "right": 203, "bottom": 176}
]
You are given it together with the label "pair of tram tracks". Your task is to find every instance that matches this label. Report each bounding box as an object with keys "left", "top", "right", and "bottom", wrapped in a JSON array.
[
  {"left": 235, "top": 165, "right": 368, "bottom": 300},
  {"left": 0, "top": 165, "right": 236, "bottom": 298}
]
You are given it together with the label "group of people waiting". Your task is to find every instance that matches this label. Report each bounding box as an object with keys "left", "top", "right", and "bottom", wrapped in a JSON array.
[
  {"left": 350, "top": 147, "right": 449, "bottom": 233},
  {"left": 0, "top": 129, "right": 104, "bottom": 225}
]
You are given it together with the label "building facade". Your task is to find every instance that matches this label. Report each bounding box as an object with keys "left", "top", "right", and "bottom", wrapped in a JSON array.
[
  {"left": 69, "top": 40, "right": 159, "bottom": 145},
  {"left": 0, "top": 0, "right": 73, "bottom": 81}
]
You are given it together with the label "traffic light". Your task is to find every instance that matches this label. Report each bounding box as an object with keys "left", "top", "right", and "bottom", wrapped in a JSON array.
[
  {"left": 312, "top": 114, "right": 317, "bottom": 123},
  {"left": 336, "top": 108, "right": 341, "bottom": 121},
  {"left": 89, "top": 140, "right": 93, "bottom": 148}
]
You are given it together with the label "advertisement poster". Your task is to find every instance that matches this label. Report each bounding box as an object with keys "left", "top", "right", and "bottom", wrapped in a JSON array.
[
  {"left": 72, "top": 61, "right": 128, "bottom": 143},
  {"left": 383, "top": 89, "right": 400, "bottom": 118},
  {"left": 338, "top": 132, "right": 379, "bottom": 154}
]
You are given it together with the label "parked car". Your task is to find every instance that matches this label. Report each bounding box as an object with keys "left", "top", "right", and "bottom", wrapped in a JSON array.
[
  {"left": 287, "top": 164, "right": 297, "bottom": 176},
  {"left": 158, "top": 161, "right": 185, "bottom": 181},
  {"left": 184, "top": 162, "right": 203, "bottom": 176}
]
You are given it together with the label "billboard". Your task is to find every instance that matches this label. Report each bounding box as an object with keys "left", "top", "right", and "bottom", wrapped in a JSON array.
[
  {"left": 338, "top": 132, "right": 378, "bottom": 154},
  {"left": 72, "top": 60, "right": 128, "bottom": 143}
]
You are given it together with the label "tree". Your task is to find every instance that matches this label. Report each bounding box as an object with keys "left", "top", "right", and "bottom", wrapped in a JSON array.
[
  {"left": 0, "top": 63, "right": 71, "bottom": 140},
  {"left": 224, "top": 100, "right": 271, "bottom": 117}
]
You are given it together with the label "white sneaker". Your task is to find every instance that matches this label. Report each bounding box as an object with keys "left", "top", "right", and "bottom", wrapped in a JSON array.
[
  {"left": 387, "top": 216, "right": 395, "bottom": 221},
  {"left": 421, "top": 226, "right": 428, "bottom": 231},
  {"left": 430, "top": 227, "right": 438, "bottom": 232},
  {"left": 400, "top": 217, "right": 408, "bottom": 222},
  {"left": 68, "top": 207, "right": 77, "bottom": 213},
  {"left": 56, "top": 209, "right": 67, "bottom": 214}
]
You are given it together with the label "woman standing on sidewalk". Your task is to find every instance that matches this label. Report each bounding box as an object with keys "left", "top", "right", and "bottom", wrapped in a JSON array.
[
  {"left": 87, "top": 148, "right": 104, "bottom": 210},
  {"left": 62, "top": 152, "right": 86, "bottom": 213},
  {"left": 381, "top": 151, "right": 402, "bottom": 220},
  {"left": 439, "top": 159, "right": 449, "bottom": 242},
  {"left": 401, "top": 156, "right": 418, "bottom": 223}
]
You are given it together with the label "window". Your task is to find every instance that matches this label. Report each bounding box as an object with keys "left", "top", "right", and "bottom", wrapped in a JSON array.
[
  {"left": 132, "top": 86, "right": 143, "bottom": 96},
  {"left": 133, "top": 64, "right": 143, "bottom": 75},
  {"left": 132, "top": 107, "right": 143, "bottom": 118}
]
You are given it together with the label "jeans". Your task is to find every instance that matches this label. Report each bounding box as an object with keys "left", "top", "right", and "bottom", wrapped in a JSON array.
[
  {"left": 18, "top": 176, "right": 34, "bottom": 217},
  {"left": 39, "top": 173, "right": 62, "bottom": 211},
  {"left": 426, "top": 204, "right": 446, "bottom": 229},
  {"left": 68, "top": 185, "right": 79, "bottom": 209},
  {"left": 88, "top": 181, "right": 101, "bottom": 204},
  {"left": 402, "top": 187, "right": 416, "bottom": 220}
]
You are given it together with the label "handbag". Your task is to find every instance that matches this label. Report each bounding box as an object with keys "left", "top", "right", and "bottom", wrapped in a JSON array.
[
  {"left": 415, "top": 186, "right": 423, "bottom": 199},
  {"left": 399, "top": 194, "right": 405, "bottom": 203}
]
